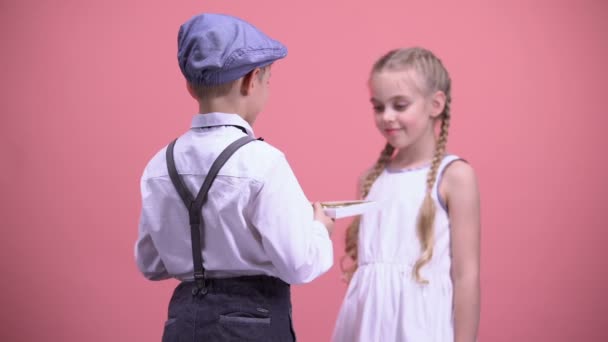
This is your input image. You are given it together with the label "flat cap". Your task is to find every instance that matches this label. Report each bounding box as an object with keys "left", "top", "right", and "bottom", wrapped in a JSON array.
[{"left": 177, "top": 13, "right": 287, "bottom": 86}]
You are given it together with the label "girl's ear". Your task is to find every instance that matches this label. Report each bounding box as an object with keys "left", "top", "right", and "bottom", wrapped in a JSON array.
[{"left": 430, "top": 90, "right": 446, "bottom": 118}]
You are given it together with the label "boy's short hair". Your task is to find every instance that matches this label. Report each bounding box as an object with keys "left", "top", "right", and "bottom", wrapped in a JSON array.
[
  {"left": 190, "top": 65, "right": 270, "bottom": 100},
  {"left": 177, "top": 13, "right": 286, "bottom": 87}
]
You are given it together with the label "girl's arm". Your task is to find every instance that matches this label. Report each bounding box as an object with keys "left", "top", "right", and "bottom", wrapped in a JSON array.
[{"left": 441, "top": 160, "right": 481, "bottom": 342}]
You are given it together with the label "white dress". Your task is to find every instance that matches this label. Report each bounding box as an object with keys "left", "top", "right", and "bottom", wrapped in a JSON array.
[{"left": 332, "top": 155, "right": 462, "bottom": 342}]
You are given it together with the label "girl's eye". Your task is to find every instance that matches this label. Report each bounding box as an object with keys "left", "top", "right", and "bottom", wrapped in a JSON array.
[
  {"left": 372, "top": 106, "right": 384, "bottom": 113},
  {"left": 393, "top": 103, "right": 408, "bottom": 111}
]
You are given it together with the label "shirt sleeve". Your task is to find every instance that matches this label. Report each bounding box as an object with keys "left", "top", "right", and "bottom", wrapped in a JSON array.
[
  {"left": 134, "top": 176, "right": 171, "bottom": 281},
  {"left": 249, "top": 154, "right": 334, "bottom": 284}
]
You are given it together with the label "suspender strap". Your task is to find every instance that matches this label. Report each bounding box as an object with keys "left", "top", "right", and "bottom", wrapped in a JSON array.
[{"left": 166, "top": 136, "right": 259, "bottom": 296}]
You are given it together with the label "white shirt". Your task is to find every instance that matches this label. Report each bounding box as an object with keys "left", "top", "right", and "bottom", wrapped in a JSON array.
[{"left": 135, "top": 113, "right": 333, "bottom": 284}]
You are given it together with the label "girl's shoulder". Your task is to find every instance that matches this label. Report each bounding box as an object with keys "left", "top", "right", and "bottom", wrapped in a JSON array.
[
  {"left": 441, "top": 156, "right": 477, "bottom": 187},
  {"left": 439, "top": 155, "right": 479, "bottom": 208},
  {"left": 355, "top": 165, "right": 378, "bottom": 198}
]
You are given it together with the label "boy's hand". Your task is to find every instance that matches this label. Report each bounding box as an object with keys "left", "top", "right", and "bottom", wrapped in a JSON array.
[{"left": 312, "top": 202, "right": 335, "bottom": 236}]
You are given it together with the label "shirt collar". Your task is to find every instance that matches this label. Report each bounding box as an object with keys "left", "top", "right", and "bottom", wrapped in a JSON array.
[{"left": 190, "top": 112, "right": 255, "bottom": 138}]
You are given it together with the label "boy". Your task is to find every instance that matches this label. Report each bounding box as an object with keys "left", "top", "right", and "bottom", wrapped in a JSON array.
[{"left": 135, "top": 13, "right": 335, "bottom": 341}]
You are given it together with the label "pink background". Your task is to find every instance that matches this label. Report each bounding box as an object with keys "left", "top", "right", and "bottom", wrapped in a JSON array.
[{"left": 1, "top": 0, "right": 606, "bottom": 341}]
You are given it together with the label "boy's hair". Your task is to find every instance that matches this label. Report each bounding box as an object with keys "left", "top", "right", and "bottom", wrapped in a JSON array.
[
  {"left": 190, "top": 65, "right": 270, "bottom": 100},
  {"left": 342, "top": 47, "right": 452, "bottom": 284}
]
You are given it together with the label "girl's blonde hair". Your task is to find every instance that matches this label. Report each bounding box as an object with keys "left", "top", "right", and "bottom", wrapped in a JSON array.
[{"left": 342, "top": 47, "right": 452, "bottom": 284}]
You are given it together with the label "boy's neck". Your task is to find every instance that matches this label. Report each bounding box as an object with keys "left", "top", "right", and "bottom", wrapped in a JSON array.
[{"left": 197, "top": 99, "right": 253, "bottom": 125}]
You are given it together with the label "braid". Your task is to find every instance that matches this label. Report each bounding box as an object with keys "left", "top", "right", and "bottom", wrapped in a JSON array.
[
  {"left": 413, "top": 107, "right": 450, "bottom": 283},
  {"left": 361, "top": 143, "right": 394, "bottom": 198},
  {"left": 341, "top": 143, "right": 394, "bottom": 281}
]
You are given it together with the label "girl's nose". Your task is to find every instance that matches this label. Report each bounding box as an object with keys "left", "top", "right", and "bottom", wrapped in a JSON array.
[{"left": 382, "top": 108, "right": 397, "bottom": 122}]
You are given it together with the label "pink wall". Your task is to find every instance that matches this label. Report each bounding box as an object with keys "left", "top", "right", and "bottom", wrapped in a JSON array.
[{"left": 1, "top": 0, "right": 606, "bottom": 341}]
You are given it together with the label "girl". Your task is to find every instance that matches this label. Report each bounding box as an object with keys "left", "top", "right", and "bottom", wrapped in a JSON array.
[{"left": 332, "top": 47, "right": 480, "bottom": 342}]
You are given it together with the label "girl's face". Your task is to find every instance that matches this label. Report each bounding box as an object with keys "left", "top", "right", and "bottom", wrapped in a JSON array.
[{"left": 369, "top": 69, "right": 439, "bottom": 150}]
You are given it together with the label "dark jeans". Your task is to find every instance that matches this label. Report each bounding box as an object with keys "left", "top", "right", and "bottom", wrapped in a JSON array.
[{"left": 162, "top": 275, "right": 296, "bottom": 342}]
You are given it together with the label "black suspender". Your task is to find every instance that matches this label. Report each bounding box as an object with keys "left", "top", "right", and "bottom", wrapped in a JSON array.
[{"left": 166, "top": 136, "right": 259, "bottom": 296}]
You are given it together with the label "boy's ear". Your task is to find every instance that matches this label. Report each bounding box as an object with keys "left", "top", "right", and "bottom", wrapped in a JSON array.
[
  {"left": 240, "top": 68, "right": 260, "bottom": 95},
  {"left": 430, "top": 90, "right": 446, "bottom": 118},
  {"left": 186, "top": 82, "right": 199, "bottom": 100}
]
